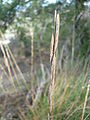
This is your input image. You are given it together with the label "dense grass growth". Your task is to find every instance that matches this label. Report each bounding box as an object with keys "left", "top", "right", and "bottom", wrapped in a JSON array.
[{"left": 25, "top": 61, "right": 90, "bottom": 120}]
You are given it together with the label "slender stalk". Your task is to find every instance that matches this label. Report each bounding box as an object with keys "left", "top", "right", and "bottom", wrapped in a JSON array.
[
  {"left": 81, "top": 81, "right": 90, "bottom": 120},
  {"left": 71, "top": 16, "right": 75, "bottom": 66},
  {"left": 48, "top": 10, "right": 60, "bottom": 120},
  {"left": 30, "top": 29, "right": 34, "bottom": 87}
]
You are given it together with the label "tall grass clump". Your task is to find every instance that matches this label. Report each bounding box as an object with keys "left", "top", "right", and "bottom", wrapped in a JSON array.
[
  {"left": 30, "top": 28, "right": 34, "bottom": 85},
  {"left": 25, "top": 60, "right": 90, "bottom": 120}
]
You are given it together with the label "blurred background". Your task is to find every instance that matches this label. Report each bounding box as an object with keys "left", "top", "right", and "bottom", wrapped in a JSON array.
[
  {"left": 0, "top": 0, "right": 90, "bottom": 119},
  {"left": 0, "top": 0, "right": 90, "bottom": 66}
]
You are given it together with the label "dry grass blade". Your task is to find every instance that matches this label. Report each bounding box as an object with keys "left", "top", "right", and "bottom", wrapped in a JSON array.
[
  {"left": 0, "top": 44, "right": 16, "bottom": 91},
  {"left": 18, "top": 106, "right": 28, "bottom": 120},
  {"left": 4, "top": 45, "right": 21, "bottom": 89},
  {"left": 6, "top": 45, "right": 29, "bottom": 90}
]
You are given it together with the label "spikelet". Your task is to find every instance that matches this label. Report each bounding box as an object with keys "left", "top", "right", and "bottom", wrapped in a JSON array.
[{"left": 50, "top": 33, "right": 54, "bottom": 65}]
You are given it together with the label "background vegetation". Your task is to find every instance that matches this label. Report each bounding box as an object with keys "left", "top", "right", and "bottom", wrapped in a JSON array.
[{"left": 0, "top": 0, "right": 90, "bottom": 120}]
